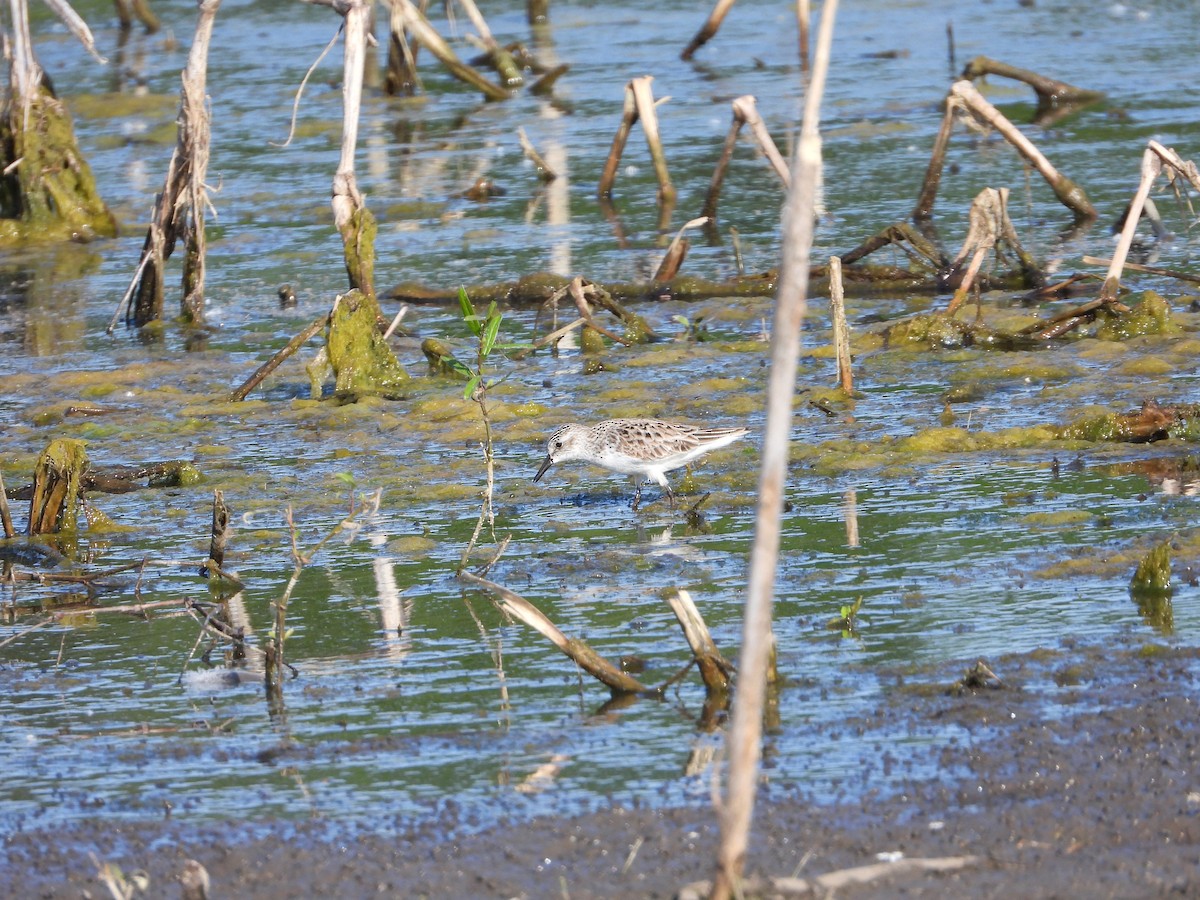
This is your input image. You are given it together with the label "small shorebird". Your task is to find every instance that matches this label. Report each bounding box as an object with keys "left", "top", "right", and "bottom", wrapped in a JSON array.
[{"left": 533, "top": 418, "right": 749, "bottom": 510}]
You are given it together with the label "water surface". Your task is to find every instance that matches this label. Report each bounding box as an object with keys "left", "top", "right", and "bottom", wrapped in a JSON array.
[{"left": 2, "top": 0, "right": 1199, "bottom": 836}]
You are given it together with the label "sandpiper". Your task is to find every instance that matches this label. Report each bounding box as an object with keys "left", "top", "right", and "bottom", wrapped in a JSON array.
[{"left": 533, "top": 418, "right": 749, "bottom": 510}]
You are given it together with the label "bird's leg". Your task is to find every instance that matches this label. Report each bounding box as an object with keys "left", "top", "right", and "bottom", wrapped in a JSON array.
[
  {"left": 664, "top": 483, "right": 676, "bottom": 509},
  {"left": 631, "top": 480, "right": 643, "bottom": 511}
]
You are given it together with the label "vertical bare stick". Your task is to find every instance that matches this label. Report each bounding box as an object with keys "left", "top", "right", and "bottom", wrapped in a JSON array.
[
  {"left": 913, "top": 96, "right": 957, "bottom": 225},
  {"left": 331, "top": 0, "right": 383, "bottom": 299},
  {"left": 385, "top": 0, "right": 423, "bottom": 96},
  {"left": 1100, "top": 147, "right": 1162, "bottom": 303},
  {"left": 712, "top": 2, "right": 839, "bottom": 897},
  {"left": 630, "top": 76, "right": 676, "bottom": 216},
  {"left": 126, "top": 0, "right": 220, "bottom": 327},
  {"left": 207, "top": 490, "right": 229, "bottom": 569},
  {"left": 829, "top": 256, "right": 852, "bottom": 394},
  {"left": 598, "top": 83, "right": 638, "bottom": 199},
  {"left": 796, "top": 0, "right": 810, "bottom": 76},
  {"left": 0, "top": 469, "right": 13, "bottom": 539},
  {"left": 681, "top": 0, "right": 737, "bottom": 61},
  {"left": 702, "top": 106, "right": 746, "bottom": 222},
  {"left": 843, "top": 487, "right": 859, "bottom": 548},
  {"left": 181, "top": 0, "right": 219, "bottom": 323},
  {"left": 527, "top": 0, "right": 548, "bottom": 25}
]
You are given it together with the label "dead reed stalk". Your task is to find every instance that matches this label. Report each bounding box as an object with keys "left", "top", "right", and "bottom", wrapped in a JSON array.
[
  {"left": 828, "top": 256, "right": 852, "bottom": 394},
  {"left": 126, "top": 0, "right": 220, "bottom": 327},
  {"left": 711, "top": 1, "right": 839, "bottom": 896},
  {"left": 655, "top": 216, "right": 709, "bottom": 282},
  {"left": 392, "top": 0, "right": 510, "bottom": 101},
  {"left": 702, "top": 96, "right": 789, "bottom": 222},
  {"left": 459, "top": 571, "right": 649, "bottom": 695},
  {"left": 917, "top": 80, "right": 1095, "bottom": 226},
  {"left": 681, "top": 0, "right": 737, "bottom": 61},
  {"left": 598, "top": 77, "right": 675, "bottom": 228},
  {"left": 0, "top": 469, "right": 13, "bottom": 539}
]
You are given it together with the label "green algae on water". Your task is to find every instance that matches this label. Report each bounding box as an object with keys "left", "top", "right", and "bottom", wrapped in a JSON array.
[{"left": 1096, "top": 291, "right": 1180, "bottom": 341}]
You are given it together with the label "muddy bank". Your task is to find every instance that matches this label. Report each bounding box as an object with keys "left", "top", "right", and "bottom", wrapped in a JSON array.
[{"left": 5, "top": 637, "right": 1197, "bottom": 898}]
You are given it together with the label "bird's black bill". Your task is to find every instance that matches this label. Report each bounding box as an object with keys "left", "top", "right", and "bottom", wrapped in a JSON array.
[{"left": 534, "top": 454, "right": 554, "bottom": 483}]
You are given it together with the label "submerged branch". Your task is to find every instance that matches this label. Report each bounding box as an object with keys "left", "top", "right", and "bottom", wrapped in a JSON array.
[{"left": 459, "top": 571, "right": 649, "bottom": 695}]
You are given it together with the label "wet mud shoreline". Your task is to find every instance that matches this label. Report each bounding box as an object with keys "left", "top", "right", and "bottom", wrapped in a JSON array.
[{"left": 6, "top": 636, "right": 1197, "bottom": 898}]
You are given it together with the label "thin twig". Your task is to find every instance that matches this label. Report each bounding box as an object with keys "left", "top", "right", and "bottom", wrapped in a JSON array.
[
  {"left": 0, "top": 617, "right": 54, "bottom": 648},
  {"left": 274, "top": 22, "right": 344, "bottom": 149}
]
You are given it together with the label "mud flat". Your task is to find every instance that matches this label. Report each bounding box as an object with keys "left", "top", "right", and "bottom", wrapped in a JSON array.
[{"left": 4, "top": 636, "right": 1196, "bottom": 899}]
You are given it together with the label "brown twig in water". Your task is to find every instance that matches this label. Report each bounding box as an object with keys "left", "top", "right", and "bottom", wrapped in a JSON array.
[
  {"left": 1022, "top": 272, "right": 1094, "bottom": 301},
  {"left": 47, "top": 598, "right": 186, "bottom": 619},
  {"left": 702, "top": 96, "right": 789, "bottom": 224},
  {"left": 959, "top": 56, "right": 1102, "bottom": 126},
  {"left": 392, "top": 0, "right": 510, "bottom": 101},
  {"left": 569, "top": 277, "right": 632, "bottom": 346},
  {"left": 666, "top": 589, "right": 734, "bottom": 695},
  {"left": 947, "top": 80, "right": 1096, "bottom": 223},
  {"left": 229, "top": 314, "right": 328, "bottom": 401},
  {"left": 517, "top": 126, "right": 557, "bottom": 182},
  {"left": 513, "top": 316, "right": 586, "bottom": 360},
  {"left": 735, "top": 95, "right": 789, "bottom": 185},
  {"left": 598, "top": 82, "right": 638, "bottom": 199},
  {"left": 4, "top": 558, "right": 149, "bottom": 589},
  {"left": 206, "top": 490, "right": 229, "bottom": 571},
  {"left": 459, "top": 571, "right": 649, "bottom": 694},
  {"left": 0, "top": 617, "right": 54, "bottom": 649},
  {"left": 654, "top": 216, "right": 709, "bottom": 282},
  {"left": 454, "top": 0, "right": 523, "bottom": 86},
  {"left": 681, "top": 0, "right": 737, "bottom": 61},
  {"left": 1017, "top": 294, "right": 1131, "bottom": 338},
  {"left": 1082, "top": 254, "right": 1200, "bottom": 286}
]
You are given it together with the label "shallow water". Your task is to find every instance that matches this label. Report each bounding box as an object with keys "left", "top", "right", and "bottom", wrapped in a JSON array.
[{"left": 2, "top": 0, "right": 1200, "bottom": 836}]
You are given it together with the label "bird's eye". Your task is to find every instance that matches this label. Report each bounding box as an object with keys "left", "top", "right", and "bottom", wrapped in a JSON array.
[{"left": 553, "top": 440, "right": 563, "bottom": 449}]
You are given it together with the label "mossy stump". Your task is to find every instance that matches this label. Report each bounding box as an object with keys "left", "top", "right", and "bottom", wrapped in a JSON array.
[
  {"left": 0, "top": 86, "right": 117, "bottom": 243},
  {"left": 327, "top": 289, "right": 410, "bottom": 397},
  {"left": 28, "top": 439, "right": 89, "bottom": 535}
]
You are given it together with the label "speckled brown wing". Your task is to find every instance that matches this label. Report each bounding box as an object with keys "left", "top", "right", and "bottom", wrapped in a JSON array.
[{"left": 602, "top": 419, "right": 700, "bottom": 460}]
